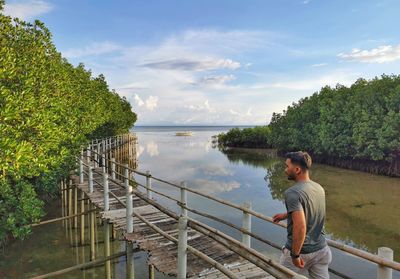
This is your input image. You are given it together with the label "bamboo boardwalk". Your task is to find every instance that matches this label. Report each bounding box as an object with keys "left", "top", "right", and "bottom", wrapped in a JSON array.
[
  {"left": 46, "top": 133, "right": 399, "bottom": 279},
  {"left": 72, "top": 167, "right": 276, "bottom": 278}
]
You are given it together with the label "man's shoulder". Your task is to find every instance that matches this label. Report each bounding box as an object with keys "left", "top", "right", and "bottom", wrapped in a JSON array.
[{"left": 284, "top": 185, "right": 301, "bottom": 200}]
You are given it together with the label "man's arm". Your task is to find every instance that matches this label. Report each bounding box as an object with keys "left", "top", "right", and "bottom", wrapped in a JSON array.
[
  {"left": 291, "top": 210, "right": 306, "bottom": 267},
  {"left": 272, "top": 212, "right": 288, "bottom": 223}
]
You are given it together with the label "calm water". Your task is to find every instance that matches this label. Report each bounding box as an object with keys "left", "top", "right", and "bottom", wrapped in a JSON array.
[{"left": 1, "top": 126, "right": 399, "bottom": 278}]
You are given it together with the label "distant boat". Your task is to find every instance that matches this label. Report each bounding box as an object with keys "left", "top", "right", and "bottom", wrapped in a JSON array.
[{"left": 175, "top": 131, "right": 193, "bottom": 136}]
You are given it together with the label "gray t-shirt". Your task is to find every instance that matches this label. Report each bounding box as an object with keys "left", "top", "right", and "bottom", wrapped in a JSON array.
[{"left": 284, "top": 180, "right": 327, "bottom": 254}]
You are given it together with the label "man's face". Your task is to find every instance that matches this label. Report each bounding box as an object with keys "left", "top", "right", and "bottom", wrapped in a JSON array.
[{"left": 285, "top": 158, "right": 298, "bottom": 180}]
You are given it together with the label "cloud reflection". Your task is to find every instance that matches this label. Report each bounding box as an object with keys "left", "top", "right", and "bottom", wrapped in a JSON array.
[
  {"left": 146, "top": 141, "right": 159, "bottom": 157},
  {"left": 202, "top": 165, "right": 234, "bottom": 176},
  {"left": 190, "top": 179, "right": 240, "bottom": 195}
]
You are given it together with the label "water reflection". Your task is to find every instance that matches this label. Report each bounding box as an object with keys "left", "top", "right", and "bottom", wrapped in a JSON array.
[
  {"left": 146, "top": 141, "right": 159, "bottom": 157},
  {"left": 190, "top": 179, "right": 241, "bottom": 195},
  {"left": 219, "top": 147, "right": 400, "bottom": 261}
]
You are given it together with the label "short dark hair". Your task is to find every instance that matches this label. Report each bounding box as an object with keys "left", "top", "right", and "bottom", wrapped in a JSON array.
[{"left": 285, "top": 151, "right": 312, "bottom": 170}]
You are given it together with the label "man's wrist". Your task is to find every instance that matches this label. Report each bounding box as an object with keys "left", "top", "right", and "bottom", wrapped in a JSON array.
[{"left": 290, "top": 251, "right": 300, "bottom": 259}]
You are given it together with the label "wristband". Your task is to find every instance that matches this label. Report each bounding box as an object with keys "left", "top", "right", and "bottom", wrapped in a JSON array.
[{"left": 290, "top": 251, "right": 300, "bottom": 259}]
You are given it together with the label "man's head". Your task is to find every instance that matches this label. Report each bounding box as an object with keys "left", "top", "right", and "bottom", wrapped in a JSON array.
[{"left": 285, "top": 151, "right": 312, "bottom": 181}]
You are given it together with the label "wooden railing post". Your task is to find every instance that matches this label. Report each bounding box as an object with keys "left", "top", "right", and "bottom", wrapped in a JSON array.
[
  {"left": 180, "top": 182, "right": 187, "bottom": 217},
  {"left": 86, "top": 145, "right": 91, "bottom": 163},
  {"left": 242, "top": 202, "right": 252, "bottom": 248},
  {"left": 79, "top": 150, "right": 84, "bottom": 184},
  {"left": 378, "top": 247, "right": 393, "bottom": 279},
  {"left": 177, "top": 216, "right": 188, "bottom": 279},
  {"left": 125, "top": 164, "right": 133, "bottom": 234},
  {"left": 88, "top": 166, "right": 93, "bottom": 193},
  {"left": 146, "top": 171, "right": 152, "bottom": 199},
  {"left": 103, "top": 172, "right": 109, "bottom": 211},
  {"left": 94, "top": 147, "right": 98, "bottom": 168},
  {"left": 111, "top": 158, "right": 116, "bottom": 180}
]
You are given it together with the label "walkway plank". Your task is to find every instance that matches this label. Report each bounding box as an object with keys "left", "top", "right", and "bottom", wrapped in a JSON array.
[{"left": 72, "top": 167, "right": 274, "bottom": 279}]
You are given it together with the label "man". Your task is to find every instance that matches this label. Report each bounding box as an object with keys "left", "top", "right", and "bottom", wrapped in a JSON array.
[{"left": 273, "top": 151, "right": 332, "bottom": 279}]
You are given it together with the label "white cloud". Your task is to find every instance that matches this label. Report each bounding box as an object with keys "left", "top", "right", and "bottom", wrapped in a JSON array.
[
  {"left": 302, "top": 0, "right": 310, "bottom": 4},
  {"left": 311, "top": 63, "right": 328, "bottom": 67},
  {"left": 3, "top": 0, "right": 52, "bottom": 20},
  {"left": 252, "top": 71, "right": 358, "bottom": 91},
  {"left": 186, "top": 100, "right": 215, "bottom": 113},
  {"left": 134, "top": 94, "right": 144, "bottom": 107},
  {"left": 63, "top": 41, "right": 121, "bottom": 59},
  {"left": 198, "top": 75, "right": 236, "bottom": 85},
  {"left": 145, "top": 96, "right": 158, "bottom": 111},
  {"left": 140, "top": 58, "right": 240, "bottom": 71},
  {"left": 338, "top": 45, "right": 400, "bottom": 63}
]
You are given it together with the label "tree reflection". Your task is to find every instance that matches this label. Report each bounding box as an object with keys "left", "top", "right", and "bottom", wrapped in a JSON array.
[{"left": 218, "top": 147, "right": 291, "bottom": 201}]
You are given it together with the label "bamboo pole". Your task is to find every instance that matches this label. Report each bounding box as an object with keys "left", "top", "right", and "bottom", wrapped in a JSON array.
[
  {"left": 148, "top": 265, "right": 155, "bottom": 279},
  {"left": 74, "top": 186, "right": 78, "bottom": 229},
  {"left": 80, "top": 191, "right": 85, "bottom": 245},
  {"left": 148, "top": 176, "right": 400, "bottom": 272},
  {"left": 29, "top": 209, "right": 96, "bottom": 227},
  {"left": 30, "top": 251, "right": 125, "bottom": 279},
  {"left": 126, "top": 241, "right": 135, "bottom": 279},
  {"left": 104, "top": 220, "right": 111, "bottom": 279},
  {"left": 132, "top": 210, "right": 238, "bottom": 279},
  {"left": 90, "top": 203, "right": 95, "bottom": 261}
]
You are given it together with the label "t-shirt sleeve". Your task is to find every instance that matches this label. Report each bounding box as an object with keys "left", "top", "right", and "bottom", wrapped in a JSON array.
[{"left": 285, "top": 190, "right": 303, "bottom": 213}]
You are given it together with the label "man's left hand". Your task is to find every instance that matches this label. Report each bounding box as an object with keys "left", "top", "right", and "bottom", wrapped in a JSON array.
[{"left": 292, "top": 257, "right": 305, "bottom": 268}]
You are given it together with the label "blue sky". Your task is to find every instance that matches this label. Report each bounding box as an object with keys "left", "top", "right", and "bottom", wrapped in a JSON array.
[{"left": 3, "top": 0, "right": 400, "bottom": 125}]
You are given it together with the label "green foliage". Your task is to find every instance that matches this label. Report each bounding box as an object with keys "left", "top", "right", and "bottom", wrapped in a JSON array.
[
  {"left": 217, "top": 126, "right": 272, "bottom": 148},
  {"left": 219, "top": 75, "right": 400, "bottom": 166},
  {"left": 0, "top": 10, "right": 137, "bottom": 242}
]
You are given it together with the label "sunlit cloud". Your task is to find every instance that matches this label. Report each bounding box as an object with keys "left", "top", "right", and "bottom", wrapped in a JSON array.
[
  {"left": 3, "top": 0, "right": 52, "bottom": 20},
  {"left": 145, "top": 96, "right": 158, "bottom": 111},
  {"left": 140, "top": 58, "right": 240, "bottom": 71},
  {"left": 63, "top": 41, "right": 121, "bottom": 59},
  {"left": 338, "top": 45, "right": 400, "bottom": 63}
]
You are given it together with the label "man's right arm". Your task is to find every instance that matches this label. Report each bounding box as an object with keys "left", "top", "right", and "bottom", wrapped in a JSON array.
[{"left": 272, "top": 212, "right": 288, "bottom": 223}]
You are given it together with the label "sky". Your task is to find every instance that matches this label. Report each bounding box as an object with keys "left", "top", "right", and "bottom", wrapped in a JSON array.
[{"left": 3, "top": 0, "right": 400, "bottom": 125}]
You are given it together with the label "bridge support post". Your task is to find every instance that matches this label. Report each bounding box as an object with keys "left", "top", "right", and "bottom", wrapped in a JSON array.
[
  {"left": 61, "top": 180, "right": 65, "bottom": 227},
  {"left": 242, "top": 202, "right": 252, "bottom": 248},
  {"left": 146, "top": 171, "right": 152, "bottom": 199},
  {"left": 177, "top": 216, "right": 188, "bottom": 279},
  {"left": 68, "top": 180, "right": 73, "bottom": 229},
  {"left": 126, "top": 241, "right": 135, "bottom": 279},
  {"left": 378, "top": 247, "right": 393, "bottom": 279},
  {"left": 104, "top": 219, "right": 111, "bottom": 279},
  {"left": 125, "top": 164, "right": 136, "bottom": 278},
  {"left": 90, "top": 203, "right": 96, "bottom": 261},
  {"left": 149, "top": 264, "right": 155, "bottom": 279},
  {"left": 80, "top": 190, "right": 85, "bottom": 246},
  {"left": 74, "top": 186, "right": 78, "bottom": 229}
]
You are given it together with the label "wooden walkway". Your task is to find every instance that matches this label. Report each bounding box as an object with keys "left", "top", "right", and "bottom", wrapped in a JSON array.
[
  {"left": 61, "top": 134, "right": 399, "bottom": 279},
  {"left": 72, "top": 167, "right": 276, "bottom": 278}
]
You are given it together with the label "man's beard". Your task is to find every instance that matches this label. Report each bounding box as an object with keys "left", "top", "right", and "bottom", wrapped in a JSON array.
[{"left": 286, "top": 172, "right": 296, "bottom": 180}]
